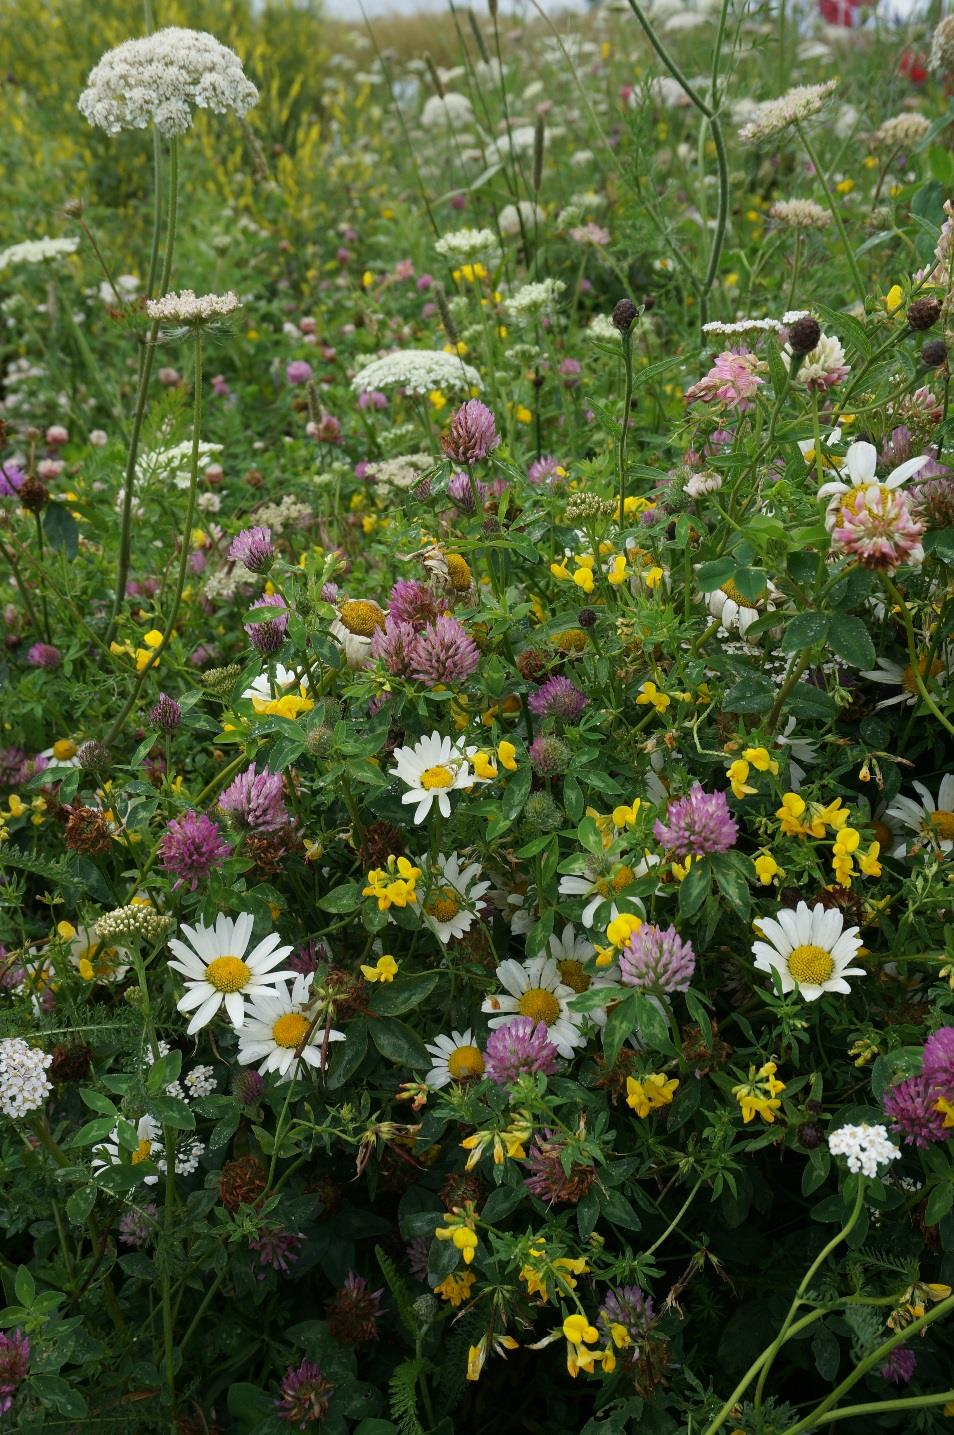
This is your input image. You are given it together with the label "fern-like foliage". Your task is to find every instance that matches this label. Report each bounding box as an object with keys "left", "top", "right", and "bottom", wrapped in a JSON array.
[
  {"left": 389, "top": 1357, "right": 427, "bottom": 1435},
  {"left": 0, "top": 845, "right": 80, "bottom": 894},
  {"left": 376, "top": 1243, "right": 420, "bottom": 1340},
  {"left": 843, "top": 1304, "right": 884, "bottom": 1360},
  {"left": 435, "top": 1306, "right": 484, "bottom": 1419}
]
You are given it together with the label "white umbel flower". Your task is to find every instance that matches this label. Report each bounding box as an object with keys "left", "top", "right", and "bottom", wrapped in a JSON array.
[
  {"left": 0, "top": 1038, "right": 53, "bottom": 1118},
  {"left": 350, "top": 350, "right": 481, "bottom": 397},
  {"left": 236, "top": 973, "right": 344, "bottom": 1080},
  {"left": 417, "top": 851, "right": 491, "bottom": 944},
  {"left": 145, "top": 289, "right": 240, "bottom": 325},
  {"left": 817, "top": 440, "right": 928, "bottom": 528},
  {"left": 752, "top": 900, "right": 865, "bottom": 1001},
  {"left": 482, "top": 955, "right": 585, "bottom": 1058},
  {"left": 420, "top": 92, "right": 474, "bottom": 130},
  {"left": 388, "top": 731, "right": 486, "bottom": 824},
  {"left": 78, "top": 28, "right": 259, "bottom": 137},
  {"left": 168, "top": 913, "right": 295, "bottom": 1034},
  {"left": 0, "top": 236, "right": 79, "bottom": 269},
  {"left": 828, "top": 1122, "right": 900, "bottom": 1178},
  {"left": 503, "top": 279, "right": 565, "bottom": 320},
  {"left": 738, "top": 80, "right": 838, "bottom": 145},
  {"left": 885, "top": 774, "right": 954, "bottom": 857},
  {"left": 499, "top": 201, "right": 543, "bottom": 238},
  {"left": 434, "top": 227, "right": 501, "bottom": 264},
  {"left": 425, "top": 1028, "right": 485, "bottom": 1087}
]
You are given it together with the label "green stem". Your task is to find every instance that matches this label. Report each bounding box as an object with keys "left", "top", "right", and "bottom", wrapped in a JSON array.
[
  {"left": 786, "top": 231, "right": 801, "bottom": 311},
  {"left": 795, "top": 122, "right": 865, "bottom": 306},
  {"left": 0, "top": 534, "right": 42, "bottom": 636},
  {"left": 800, "top": 1391, "right": 954, "bottom": 1428},
  {"left": 33, "top": 512, "right": 52, "bottom": 641},
  {"left": 618, "top": 327, "right": 634, "bottom": 520},
  {"left": 881, "top": 575, "right": 954, "bottom": 739},
  {"left": 178, "top": 1269, "right": 227, "bottom": 1356},
  {"left": 644, "top": 1178, "right": 702, "bottom": 1257}
]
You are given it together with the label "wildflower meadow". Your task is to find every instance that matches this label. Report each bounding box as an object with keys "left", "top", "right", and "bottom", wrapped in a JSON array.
[{"left": 2, "top": 0, "right": 954, "bottom": 1429}]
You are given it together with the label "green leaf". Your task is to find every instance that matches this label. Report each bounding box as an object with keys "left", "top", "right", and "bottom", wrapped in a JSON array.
[
  {"left": 318, "top": 882, "right": 363, "bottom": 913},
  {"left": 500, "top": 765, "right": 532, "bottom": 825},
  {"left": 14, "top": 1266, "right": 34, "bottom": 1307},
  {"left": 43, "top": 502, "right": 79, "bottom": 559},
  {"left": 712, "top": 852, "right": 751, "bottom": 921},
  {"left": 427, "top": 1235, "right": 460, "bottom": 1283},
  {"left": 827, "top": 613, "right": 876, "bottom": 669},
  {"left": 71, "top": 1117, "right": 118, "bottom": 1147},
  {"left": 31, "top": 1374, "right": 87, "bottom": 1418},
  {"left": 146, "top": 1049, "right": 183, "bottom": 1094},
  {"left": 370, "top": 1017, "right": 429, "bottom": 1069},
  {"left": 724, "top": 675, "right": 775, "bottom": 715},
  {"left": 780, "top": 610, "right": 830, "bottom": 653},
  {"left": 812, "top": 1324, "right": 840, "bottom": 1383},
  {"left": 80, "top": 1088, "right": 118, "bottom": 1117},
  {"left": 678, "top": 858, "right": 711, "bottom": 919},
  {"left": 370, "top": 973, "right": 439, "bottom": 1016},
  {"left": 695, "top": 557, "right": 735, "bottom": 592},
  {"left": 326, "top": 1019, "right": 368, "bottom": 1090},
  {"left": 563, "top": 774, "right": 584, "bottom": 824},
  {"left": 924, "top": 1183, "right": 954, "bottom": 1227},
  {"left": 631, "top": 992, "right": 670, "bottom": 1052},
  {"left": 66, "top": 1185, "right": 97, "bottom": 1225},
  {"left": 481, "top": 1184, "right": 525, "bottom": 1222},
  {"left": 602, "top": 993, "right": 638, "bottom": 1068},
  {"left": 600, "top": 1189, "right": 642, "bottom": 1231},
  {"left": 147, "top": 1095, "right": 195, "bottom": 1130}
]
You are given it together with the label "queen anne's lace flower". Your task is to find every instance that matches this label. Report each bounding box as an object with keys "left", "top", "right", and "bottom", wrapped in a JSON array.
[
  {"left": 0, "top": 236, "right": 79, "bottom": 269},
  {"left": 78, "top": 28, "right": 259, "bottom": 137},
  {"left": 434, "top": 228, "right": 500, "bottom": 264},
  {"left": 350, "top": 351, "right": 481, "bottom": 396},
  {"left": 145, "top": 289, "right": 240, "bottom": 325},
  {"left": 738, "top": 81, "right": 838, "bottom": 145}
]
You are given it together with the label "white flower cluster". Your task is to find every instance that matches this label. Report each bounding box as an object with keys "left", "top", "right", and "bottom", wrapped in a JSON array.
[
  {"left": 783, "top": 333, "right": 847, "bottom": 386},
  {"left": 434, "top": 228, "right": 500, "bottom": 264},
  {"left": 420, "top": 93, "right": 474, "bottom": 130},
  {"left": 145, "top": 289, "right": 240, "bottom": 325},
  {"left": 365, "top": 452, "right": 434, "bottom": 490},
  {"left": 0, "top": 1038, "right": 53, "bottom": 1119},
  {"left": 873, "top": 113, "right": 931, "bottom": 152},
  {"left": 930, "top": 15, "right": 954, "bottom": 73},
  {"left": 701, "top": 310, "right": 809, "bottom": 337},
  {"left": 828, "top": 1122, "right": 900, "bottom": 1178},
  {"left": 95, "top": 904, "right": 174, "bottom": 946},
  {"left": 351, "top": 350, "right": 481, "bottom": 396},
  {"left": 739, "top": 81, "right": 839, "bottom": 146},
  {"left": 138, "top": 439, "right": 223, "bottom": 489},
  {"left": 78, "top": 28, "right": 259, "bottom": 137},
  {"left": 768, "top": 199, "right": 831, "bottom": 230},
  {"left": 253, "top": 494, "right": 313, "bottom": 532},
  {"left": 0, "top": 236, "right": 79, "bottom": 270},
  {"left": 503, "top": 279, "right": 565, "bottom": 319},
  {"left": 587, "top": 313, "right": 622, "bottom": 344},
  {"left": 498, "top": 201, "right": 543, "bottom": 238},
  {"left": 184, "top": 1064, "right": 216, "bottom": 1098}
]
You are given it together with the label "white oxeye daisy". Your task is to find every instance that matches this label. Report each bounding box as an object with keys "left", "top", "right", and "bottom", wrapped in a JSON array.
[
  {"left": 543, "top": 922, "right": 618, "bottom": 1027},
  {"left": 796, "top": 425, "right": 842, "bottom": 469},
  {"left": 92, "top": 1115, "right": 161, "bottom": 1185},
  {"left": 860, "top": 653, "right": 950, "bottom": 710},
  {"left": 69, "top": 927, "right": 130, "bottom": 984},
  {"left": 388, "top": 730, "right": 487, "bottom": 824},
  {"left": 885, "top": 774, "right": 954, "bottom": 857},
  {"left": 417, "top": 851, "right": 491, "bottom": 944},
  {"left": 705, "top": 576, "right": 782, "bottom": 641},
  {"left": 817, "top": 439, "right": 928, "bottom": 529},
  {"left": 167, "top": 912, "right": 295, "bottom": 1034},
  {"left": 482, "top": 955, "right": 584, "bottom": 1058},
  {"left": 425, "top": 1029, "right": 485, "bottom": 1088},
  {"left": 752, "top": 900, "right": 865, "bottom": 1001},
  {"left": 329, "top": 598, "right": 387, "bottom": 670},
  {"left": 558, "top": 855, "right": 653, "bottom": 928},
  {"left": 235, "top": 973, "right": 344, "bottom": 1081}
]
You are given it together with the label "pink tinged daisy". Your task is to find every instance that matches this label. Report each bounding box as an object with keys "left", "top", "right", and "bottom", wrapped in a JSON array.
[
  {"left": 388, "top": 730, "right": 487, "bottom": 824},
  {"left": 482, "top": 955, "right": 585, "bottom": 1058},
  {"left": 832, "top": 485, "right": 925, "bottom": 572},
  {"left": 818, "top": 439, "right": 929, "bottom": 529},
  {"left": 167, "top": 912, "right": 295, "bottom": 1034},
  {"left": 424, "top": 1028, "right": 485, "bottom": 1088},
  {"left": 235, "top": 973, "right": 343, "bottom": 1080},
  {"left": 885, "top": 774, "right": 954, "bottom": 857},
  {"left": 752, "top": 900, "right": 865, "bottom": 1001}
]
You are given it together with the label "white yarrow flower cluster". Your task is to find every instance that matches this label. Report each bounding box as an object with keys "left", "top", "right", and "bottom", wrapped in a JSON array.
[
  {"left": 0, "top": 1038, "right": 53, "bottom": 1119},
  {"left": 739, "top": 81, "right": 839, "bottom": 145},
  {"left": 701, "top": 311, "right": 809, "bottom": 337},
  {"left": 768, "top": 199, "right": 832, "bottom": 230},
  {"left": 434, "top": 228, "right": 501, "bottom": 264},
  {"left": 0, "top": 236, "right": 79, "bottom": 269},
  {"left": 503, "top": 279, "right": 565, "bottom": 319},
  {"left": 145, "top": 289, "right": 240, "bottom": 325},
  {"left": 78, "top": 28, "right": 259, "bottom": 137},
  {"left": 350, "top": 350, "right": 481, "bottom": 396},
  {"left": 828, "top": 1122, "right": 900, "bottom": 1178},
  {"left": 184, "top": 1064, "right": 216, "bottom": 1098},
  {"left": 420, "top": 93, "right": 474, "bottom": 130}
]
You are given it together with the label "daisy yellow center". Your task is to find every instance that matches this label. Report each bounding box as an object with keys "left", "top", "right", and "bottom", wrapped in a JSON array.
[
  {"left": 272, "top": 1013, "right": 311, "bottom": 1049},
  {"left": 425, "top": 888, "right": 462, "bottom": 922},
  {"left": 446, "top": 554, "right": 472, "bottom": 591},
  {"left": 595, "top": 865, "right": 635, "bottom": 897},
  {"left": 787, "top": 944, "right": 834, "bottom": 985},
  {"left": 339, "top": 599, "right": 385, "bottom": 636},
  {"left": 420, "top": 764, "right": 454, "bottom": 791},
  {"left": 206, "top": 955, "right": 251, "bottom": 993},
  {"left": 447, "top": 1045, "right": 485, "bottom": 1080},
  {"left": 131, "top": 1139, "right": 153, "bottom": 1165},
  {"left": 518, "top": 987, "right": 560, "bottom": 1024},
  {"left": 553, "top": 628, "right": 587, "bottom": 653},
  {"left": 558, "top": 959, "right": 590, "bottom": 993},
  {"left": 721, "top": 579, "right": 763, "bottom": 606},
  {"left": 929, "top": 809, "right": 954, "bottom": 840},
  {"left": 901, "top": 657, "right": 944, "bottom": 694}
]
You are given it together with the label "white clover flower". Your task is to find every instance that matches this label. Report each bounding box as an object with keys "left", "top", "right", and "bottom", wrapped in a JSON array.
[
  {"left": 350, "top": 350, "right": 481, "bottom": 397},
  {"left": 503, "top": 279, "right": 565, "bottom": 320},
  {"left": 434, "top": 228, "right": 501, "bottom": 265},
  {"left": 498, "top": 201, "right": 543, "bottom": 238},
  {"left": 0, "top": 237, "right": 79, "bottom": 270},
  {"left": 587, "top": 313, "right": 622, "bottom": 344},
  {"left": 0, "top": 1038, "right": 53, "bottom": 1119},
  {"left": 78, "top": 28, "right": 259, "bottom": 137},
  {"left": 739, "top": 81, "right": 839, "bottom": 145},
  {"left": 145, "top": 289, "right": 240, "bottom": 325},
  {"left": 828, "top": 1122, "right": 900, "bottom": 1178}
]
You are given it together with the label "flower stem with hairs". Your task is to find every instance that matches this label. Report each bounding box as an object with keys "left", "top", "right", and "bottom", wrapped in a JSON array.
[{"left": 795, "top": 121, "right": 865, "bottom": 306}]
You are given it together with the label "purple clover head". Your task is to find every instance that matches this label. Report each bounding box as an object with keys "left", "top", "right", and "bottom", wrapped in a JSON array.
[
  {"left": 230, "top": 526, "right": 275, "bottom": 574},
  {"left": 159, "top": 810, "right": 231, "bottom": 891},
  {"left": 484, "top": 1018, "right": 560, "bottom": 1086},
  {"left": 409, "top": 615, "right": 479, "bottom": 688},
  {"left": 244, "top": 593, "right": 289, "bottom": 656},
  {"left": 218, "top": 762, "right": 289, "bottom": 833},
  {"left": 653, "top": 783, "right": 738, "bottom": 857},
  {"left": 440, "top": 399, "right": 500, "bottom": 464},
  {"left": 619, "top": 923, "right": 695, "bottom": 994},
  {"left": 527, "top": 675, "right": 588, "bottom": 723}
]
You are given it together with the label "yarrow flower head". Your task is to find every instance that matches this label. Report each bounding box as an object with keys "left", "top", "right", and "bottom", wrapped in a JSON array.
[
  {"left": 219, "top": 763, "right": 289, "bottom": 833},
  {"left": 654, "top": 784, "right": 738, "bottom": 856},
  {"left": 351, "top": 350, "right": 481, "bottom": 397},
  {"left": 409, "top": 615, "right": 480, "bottom": 687},
  {"left": 94, "top": 904, "right": 174, "bottom": 946},
  {"left": 434, "top": 227, "right": 500, "bottom": 264},
  {"left": 159, "top": 810, "right": 231, "bottom": 890},
  {"left": 441, "top": 399, "right": 500, "bottom": 464},
  {"left": 619, "top": 924, "right": 695, "bottom": 993},
  {"left": 229, "top": 525, "right": 275, "bottom": 573},
  {"left": 78, "top": 28, "right": 259, "bottom": 137},
  {"left": 828, "top": 1122, "right": 900, "bottom": 1178},
  {"left": 738, "top": 80, "right": 838, "bottom": 145},
  {"left": 484, "top": 1018, "right": 560, "bottom": 1085},
  {"left": 0, "top": 1038, "right": 53, "bottom": 1119},
  {"left": 145, "top": 289, "right": 240, "bottom": 326},
  {"left": 528, "top": 676, "right": 588, "bottom": 723}
]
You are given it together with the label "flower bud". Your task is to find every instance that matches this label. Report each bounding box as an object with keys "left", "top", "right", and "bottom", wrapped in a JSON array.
[
  {"left": 612, "top": 298, "right": 638, "bottom": 333},
  {"left": 907, "top": 296, "right": 941, "bottom": 331},
  {"left": 786, "top": 315, "right": 821, "bottom": 355}
]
